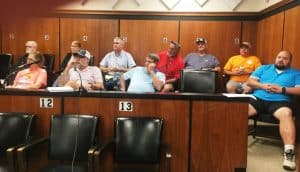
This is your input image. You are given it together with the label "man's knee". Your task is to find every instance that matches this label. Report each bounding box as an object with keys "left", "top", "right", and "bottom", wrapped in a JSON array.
[
  {"left": 274, "top": 107, "right": 293, "bottom": 120},
  {"left": 248, "top": 104, "right": 257, "bottom": 117}
]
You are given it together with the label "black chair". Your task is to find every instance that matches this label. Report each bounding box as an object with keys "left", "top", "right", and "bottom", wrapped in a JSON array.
[
  {"left": 180, "top": 69, "right": 217, "bottom": 93},
  {"left": 89, "top": 56, "right": 94, "bottom": 66},
  {"left": 43, "top": 54, "right": 55, "bottom": 72},
  {"left": 248, "top": 114, "right": 281, "bottom": 140},
  {"left": 94, "top": 117, "right": 171, "bottom": 172},
  {"left": 17, "top": 114, "right": 99, "bottom": 172},
  {"left": 0, "top": 54, "right": 14, "bottom": 79},
  {"left": 0, "top": 112, "right": 35, "bottom": 172}
]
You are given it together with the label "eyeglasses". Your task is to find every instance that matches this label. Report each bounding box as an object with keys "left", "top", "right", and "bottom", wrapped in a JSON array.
[
  {"left": 170, "top": 41, "right": 181, "bottom": 48},
  {"left": 26, "top": 45, "right": 33, "bottom": 48}
]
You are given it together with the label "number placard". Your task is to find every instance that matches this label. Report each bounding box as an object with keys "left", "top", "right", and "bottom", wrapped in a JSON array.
[
  {"left": 40, "top": 98, "right": 54, "bottom": 108},
  {"left": 119, "top": 101, "right": 133, "bottom": 111}
]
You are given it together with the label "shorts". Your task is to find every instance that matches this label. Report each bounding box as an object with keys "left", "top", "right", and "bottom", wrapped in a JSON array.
[
  {"left": 226, "top": 80, "right": 247, "bottom": 89},
  {"left": 249, "top": 97, "right": 292, "bottom": 115}
]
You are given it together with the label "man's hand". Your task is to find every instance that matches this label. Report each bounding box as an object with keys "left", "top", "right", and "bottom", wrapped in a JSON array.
[{"left": 147, "top": 63, "right": 156, "bottom": 73}]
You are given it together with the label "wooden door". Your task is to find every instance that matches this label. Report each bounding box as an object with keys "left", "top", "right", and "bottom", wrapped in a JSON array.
[
  {"left": 60, "top": 18, "right": 118, "bottom": 66},
  {"left": 283, "top": 5, "right": 300, "bottom": 68},
  {"left": 256, "top": 12, "right": 284, "bottom": 64},
  {"left": 1, "top": 17, "right": 59, "bottom": 69},
  {"left": 120, "top": 20, "right": 179, "bottom": 66},
  {"left": 180, "top": 21, "right": 241, "bottom": 67}
]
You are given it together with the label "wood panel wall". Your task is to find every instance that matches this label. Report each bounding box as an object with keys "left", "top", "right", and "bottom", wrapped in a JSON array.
[
  {"left": 120, "top": 20, "right": 179, "bottom": 66},
  {"left": 1, "top": 17, "right": 59, "bottom": 68},
  {"left": 256, "top": 12, "right": 284, "bottom": 64},
  {"left": 283, "top": 5, "right": 300, "bottom": 68},
  {"left": 60, "top": 18, "right": 118, "bottom": 66},
  {"left": 241, "top": 21, "right": 258, "bottom": 55}
]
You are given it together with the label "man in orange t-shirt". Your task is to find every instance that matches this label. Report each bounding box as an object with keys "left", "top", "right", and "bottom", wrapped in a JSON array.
[{"left": 224, "top": 42, "right": 261, "bottom": 93}]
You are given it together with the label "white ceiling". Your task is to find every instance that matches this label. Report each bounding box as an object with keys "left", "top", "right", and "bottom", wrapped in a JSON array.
[{"left": 57, "top": 0, "right": 287, "bottom": 12}]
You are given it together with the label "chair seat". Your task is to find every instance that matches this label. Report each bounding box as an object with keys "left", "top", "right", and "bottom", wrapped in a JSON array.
[{"left": 39, "top": 164, "right": 87, "bottom": 172}]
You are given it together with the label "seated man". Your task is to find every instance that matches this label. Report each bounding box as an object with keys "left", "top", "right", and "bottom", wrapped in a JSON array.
[
  {"left": 184, "top": 37, "right": 221, "bottom": 72},
  {"left": 65, "top": 50, "right": 104, "bottom": 91},
  {"left": 248, "top": 50, "right": 300, "bottom": 171},
  {"left": 224, "top": 42, "right": 261, "bottom": 93},
  {"left": 157, "top": 41, "right": 184, "bottom": 92},
  {"left": 120, "top": 53, "right": 165, "bottom": 93},
  {"left": 9, "top": 52, "right": 47, "bottom": 89},
  {"left": 100, "top": 37, "right": 136, "bottom": 90},
  {"left": 60, "top": 40, "right": 91, "bottom": 73},
  {"left": 52, "top": 41, "right": 92, "bottom": 87},
  {"left": 17, "top": 41, "right": 39, "bottom": 66}
]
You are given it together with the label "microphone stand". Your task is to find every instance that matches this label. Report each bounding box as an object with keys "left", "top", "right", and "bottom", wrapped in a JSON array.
[
  {"left": 74, "top": 67, "right": 87, "bottom": 96},
  {"left": 0, "top": 66, "right": 27, "bottom": 90}
]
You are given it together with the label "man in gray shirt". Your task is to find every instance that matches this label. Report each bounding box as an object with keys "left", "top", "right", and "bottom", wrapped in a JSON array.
[
  {"left": 100, "top": 37, "right": 136, "bottom": 90},
  {"left": 184, "top": 37, "right": 221, "bottom": 72}
]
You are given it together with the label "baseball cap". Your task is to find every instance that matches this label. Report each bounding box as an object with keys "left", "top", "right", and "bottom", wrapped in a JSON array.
[
  {"left": 73, "top": 49, "right": 91, "bottom": 59},
  {"left": 240, "top": 42, "right": 252, "bottom": 49},
  {"left": 195, "top": 37, "right": 207, "bottom": 44}
]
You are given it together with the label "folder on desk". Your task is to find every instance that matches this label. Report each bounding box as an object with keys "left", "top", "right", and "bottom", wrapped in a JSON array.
[{"left": 46, "top": 86, "right": 74, "bottom": 92}]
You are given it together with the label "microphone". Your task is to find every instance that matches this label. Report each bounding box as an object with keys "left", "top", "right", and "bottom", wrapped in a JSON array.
[
  {"left": 73, "top": 67, "right": 87, "bottom": 95},
  {"left": 14, "top": 59, "right": 41, "bottom": 70}
]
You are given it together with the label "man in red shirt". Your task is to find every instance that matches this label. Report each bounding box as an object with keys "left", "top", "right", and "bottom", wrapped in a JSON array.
[{"left": 157, "top": 41, "right": 184, "bottom": 92}]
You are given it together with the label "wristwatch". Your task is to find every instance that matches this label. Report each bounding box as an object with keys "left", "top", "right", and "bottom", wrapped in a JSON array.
[{"left": 282, "top": 87, "right": 286, "bottom": 94}]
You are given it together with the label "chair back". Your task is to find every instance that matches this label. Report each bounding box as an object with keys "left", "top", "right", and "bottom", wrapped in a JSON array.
[
  {"left": 0, "top": 112, "right": 35, "bottom": 156},
  {"left": 0, "top": 54, "right": 13, "bottom": 79},
  {"left": 114, "top": 117, "right": 163, "bottom": 163},
  {"left": 180, "top": 69, "right": 217, "bottom": 93},
  {"left": 48, "top": 114, "right": 99, "bottom": 161},
  {"left": 89, "top": 56, "right": 94, "bottom": 66},
  {"left": 43, "top": 54, "right": 55, "bottom": 72}
]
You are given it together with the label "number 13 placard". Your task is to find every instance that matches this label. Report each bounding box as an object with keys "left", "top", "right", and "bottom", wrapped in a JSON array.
[{"left": 119, "top": 101, "right": 133, "bottom": 111}]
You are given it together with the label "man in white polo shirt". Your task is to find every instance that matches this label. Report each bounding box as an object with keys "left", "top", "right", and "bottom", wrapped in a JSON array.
[
  {"left": 100, "top": 37, "right": 136, "bottom": 90},
  {"left": 65, "top": 50, "right": 104, "bottom": 90}
]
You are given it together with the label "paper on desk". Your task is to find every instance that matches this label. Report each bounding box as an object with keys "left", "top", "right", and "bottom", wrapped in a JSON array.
[
  {"left": 222, "top": 93, "right": 257, "bottom": 100},
  {"left": 46, "top": 86, "right": 74, "bottom": 92}
]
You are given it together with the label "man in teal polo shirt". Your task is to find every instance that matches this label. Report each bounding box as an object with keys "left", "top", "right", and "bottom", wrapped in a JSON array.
[{"left": 247, "top": 50, "right": 300, "bottom": 171}]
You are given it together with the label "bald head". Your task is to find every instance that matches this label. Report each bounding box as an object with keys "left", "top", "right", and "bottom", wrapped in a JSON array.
[
  {"left": 25, "top": 41, "right": 38, "bottom": 54},
  {"left": 275, "top": 50, "right": 293, "bottom": 70}
]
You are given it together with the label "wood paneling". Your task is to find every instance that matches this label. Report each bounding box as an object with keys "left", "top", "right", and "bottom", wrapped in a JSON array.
[
  {"left": 256, "top": 12, "right": 284, "bottom": 64},
  {"left": 283, "top": 5, "right": 300, "bottom": 68},
  {"left": 60, "top": 18, "right": 118, "bottom": 66},
  {"left": 0, "top": 95, "right": 61, "bottom": 137},
  {"left": 242, "top": 21, "right": 258, "bottom": 55},
  {"left": 120, "top": 20, "right": 179, "bottom": 66},
  {"left": 190, "top": 101, "right": 248, "bottom": 172},
  {"left": 64, "top": 97, "right": 189, "bottom": 172},
  {"left": 1, "top": 17, "right": 59, "bottom": 70},
  {"left": 180, "top": 21, "right": 241, "bottom": 67}
]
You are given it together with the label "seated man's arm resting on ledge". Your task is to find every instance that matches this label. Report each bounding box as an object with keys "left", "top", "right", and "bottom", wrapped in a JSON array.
[
  {"left": 119, "top": 75, "right": 126, "bottom": 92},
  {"left": 100, "top": 65, "right": 134, "bottom": 73}
]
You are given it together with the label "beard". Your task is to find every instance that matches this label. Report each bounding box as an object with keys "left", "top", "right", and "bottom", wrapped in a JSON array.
[{"left": 275, "top": 64, "right": 289, "bottom": 70}]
